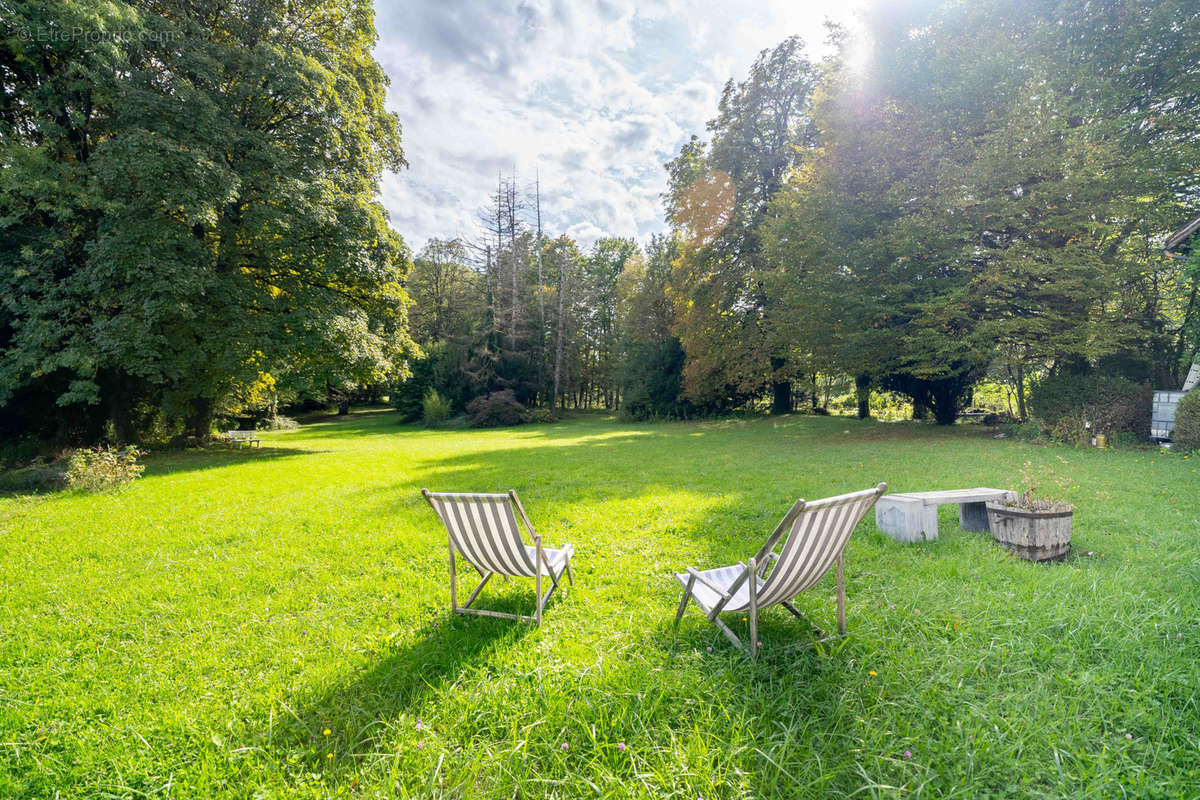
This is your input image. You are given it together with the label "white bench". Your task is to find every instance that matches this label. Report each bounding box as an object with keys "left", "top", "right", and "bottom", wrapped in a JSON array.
[
  {"left": 221, "top": 430, "right": 262, "bottom": 448},
  {"left": 875, "top": 488, "right": 1014, "bottom": 542}
]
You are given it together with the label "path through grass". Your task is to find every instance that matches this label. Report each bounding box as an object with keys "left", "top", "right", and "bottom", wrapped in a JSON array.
[{"left": 2, "top": 411, "right": 1198, "bottom": 798}]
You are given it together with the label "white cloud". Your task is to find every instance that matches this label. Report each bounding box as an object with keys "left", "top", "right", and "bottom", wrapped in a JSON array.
[{"left": 375, "top": 0, "right": 863, "bottom": 251}]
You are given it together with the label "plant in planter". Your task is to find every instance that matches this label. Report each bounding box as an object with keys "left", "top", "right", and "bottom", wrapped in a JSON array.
[{"left": 986, "top": 460, "right": 1074, "bottom": 562}]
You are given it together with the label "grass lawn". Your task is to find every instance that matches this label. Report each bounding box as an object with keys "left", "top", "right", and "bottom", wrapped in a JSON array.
[{"left": 2, "top": 411, "right": 1199, "bottom": 799}]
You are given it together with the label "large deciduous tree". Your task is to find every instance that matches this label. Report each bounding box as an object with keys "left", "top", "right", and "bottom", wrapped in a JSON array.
[{"left": 0, "top": 0, "right": 413, "bottom": 442}]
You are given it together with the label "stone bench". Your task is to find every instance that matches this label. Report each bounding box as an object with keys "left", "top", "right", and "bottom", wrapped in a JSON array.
[{"left": 875, "top": 488, "right": 1014, "bottom": 542}]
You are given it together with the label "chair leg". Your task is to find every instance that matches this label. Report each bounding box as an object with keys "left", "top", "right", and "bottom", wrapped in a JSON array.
[
  {"left": 448, "top": 540, "right": 458, "bottom": 613},
  {"left": 748, "top": 557, "right": 759, "bottom": 660},
  {"left": 535, "top": 540, "right": 543, "bottom": 627},
  {"left": 711, "top": 615, "right": 744, "bottom": 650},
  {"left": 463, "top": 572, "right": 493, "bottom": 608},
  {"left": 836, "top": 552, "right": 846, "bottom": 636},
  {"left": 674, "top": 575, "right": 696, "bottom": 628}
]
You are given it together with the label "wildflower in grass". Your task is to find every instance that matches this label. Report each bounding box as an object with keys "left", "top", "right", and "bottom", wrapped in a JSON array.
[
  {"left": 903, "top": 750, "right": 912, "bottom": 759},
  {"left": 888, "top": 604, "right": 895, "bottom": 609},
  {"left": 416, "top": 741, "right": 424, "bottom": 750},
  {"left": 868, "top": 670, "right": 877, "bottom": 676},
  {"left": 562, "top": 742, "right": 569, "bottom": 751},
  {"left": 756, "top": 641, "right": 762, "bottom": 647},
  {"left": 706, "top": 646, "right": 712, "bottom": 652},
  {"left": 617, "top": 742, "right": 626, "bottom": 751},
  {"left": 327, "top": 752, "right": 334, "bottom": 759},
  {"left": 914, "top": 609, "right": 921, "bottom": 615},
  {"left": 1125, "top": 733, "right": 1133, "bottom": 740},
  {"left": 415, "top": 719, "right": 423, "bottom": 730},
  {"left": 323, "top": 728, "right": 331, "bottom": 736},
  {"left": 1178, "top": 633, "right": 1184, "bottom": 640}
]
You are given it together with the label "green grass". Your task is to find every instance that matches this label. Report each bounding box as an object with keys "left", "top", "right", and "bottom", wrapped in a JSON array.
[{"left": 2, "top": 411, "right": 1199, "bottom": 799}]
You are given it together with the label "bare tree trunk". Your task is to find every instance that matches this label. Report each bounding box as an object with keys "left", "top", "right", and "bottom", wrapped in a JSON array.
[
  {"left": 1016, "top": 362, "right": 1027, "bottom": 420},
  {"left": 552, "top": 246, "right": 567, "bottom": 413},
  {"left": 508, "top": 177, "right": 519, "bottom": 342},
  {"left": 534, "top": 171, "right": 545, "bottom": 403}
]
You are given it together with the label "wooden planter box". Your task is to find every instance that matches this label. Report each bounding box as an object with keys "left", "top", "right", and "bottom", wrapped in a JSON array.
[{"left": 985, "top": 502, "right": 1073, "bottom": 562}]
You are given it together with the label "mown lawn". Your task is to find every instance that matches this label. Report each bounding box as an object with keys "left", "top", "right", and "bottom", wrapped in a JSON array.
[{"left": 2, "top": 411, "right": 1198, "bottom": 799}]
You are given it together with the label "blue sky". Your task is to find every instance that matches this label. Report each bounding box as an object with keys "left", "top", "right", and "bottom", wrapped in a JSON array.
[{"left": 373, "top": 0, "right": 862, "bottom": 251}]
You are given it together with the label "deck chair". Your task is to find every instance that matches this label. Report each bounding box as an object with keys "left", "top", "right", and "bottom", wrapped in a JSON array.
[
  {"left": 673, "top": 483, "right": 887, "bottom": 658},
  {"left": 421, "top": 489, "right": 574, "bottom": 626}
]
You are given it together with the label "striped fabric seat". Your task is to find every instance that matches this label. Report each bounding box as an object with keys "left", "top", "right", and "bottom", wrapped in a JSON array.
[
  {"left": 674, "top": 483, "right": 887, "bottom": 658},
  {"left": 422, "top": 489, "right": 573, "bottom": 626}
]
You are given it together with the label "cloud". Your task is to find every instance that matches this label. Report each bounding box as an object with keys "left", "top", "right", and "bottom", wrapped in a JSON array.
[{"left": 375, "top": 0, "right": 863, "bottom": 251}]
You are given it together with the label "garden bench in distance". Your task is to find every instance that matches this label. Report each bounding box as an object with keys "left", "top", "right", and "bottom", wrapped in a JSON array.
[
  {"left": 221, "top": 430, "right": 262, "bottom": 448},
  {"left": 875, "top": 488, "right": 1015, "bottom": 542}
]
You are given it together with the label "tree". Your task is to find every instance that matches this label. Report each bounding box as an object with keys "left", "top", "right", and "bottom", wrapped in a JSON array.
[
  {"left": 665, "top": 36, "right": 818, "bottom": 411},
  {"left": 0, "top": 0, "right": 414, "bottom": 442}
]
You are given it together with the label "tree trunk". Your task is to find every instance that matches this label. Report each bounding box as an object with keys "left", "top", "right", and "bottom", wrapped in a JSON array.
[
  {"left": 855, "top": 374, "right": 871, "bottom": 419},
  {"left": 929, "top": 385, "right": 961, "bottom": 425},
  {"left": 912, "top": 399, "right": 929, "bottom": 420},
  {"left": 552, "top": 248, "right": 567, "bottom": 412},
  {"left": 770, "top": 357, "right": 791, "bottom": 414},
  {"left": 186, "top": 395, "right": 215, "bottom": 439},
  {"left": 811, "top": 374, "right": 819, "bottom": 409},
  {"left": 1016, "top": 363, "right": 1027, "bottom": 420}
]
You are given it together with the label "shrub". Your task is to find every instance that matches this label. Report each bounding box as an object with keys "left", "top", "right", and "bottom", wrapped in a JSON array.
[
  {"left": 1173, "top": 390, "right": 1200, "bottom": 450},
  {"left": 524, "top": 407, "right": 554, "bottom": 424},
  {"left": 1028, "top": 374, "right": 1151, "bottom": 445},
  {"left": 422, "top": 389, "right": 452, "bottom": 426},
  {"left": 466, "top": 390, "right": 525, "bottom": 428},
  {"left": 64, "top": 446, "right": 145, "bottom": 491},
  {"left": 257, "top": 415, "right": 298, "bottom": 431}
]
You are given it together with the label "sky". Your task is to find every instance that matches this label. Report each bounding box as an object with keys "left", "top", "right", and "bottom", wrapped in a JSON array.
[{"left": 373, "top": 0, "right": 863, "bottom": 253}]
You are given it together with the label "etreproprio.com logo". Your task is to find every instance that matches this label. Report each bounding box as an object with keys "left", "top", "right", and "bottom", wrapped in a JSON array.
[{"left": 17, "top": 27, "right": 183, "bottom": 44}]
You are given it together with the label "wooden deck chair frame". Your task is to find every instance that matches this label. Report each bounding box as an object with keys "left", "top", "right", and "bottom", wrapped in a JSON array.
[
  {"left": 673, "top": 483, "right": 887, "bottom": 659},
  {"left": 421, "top": 489, "right": 573, "bottom": 626}
]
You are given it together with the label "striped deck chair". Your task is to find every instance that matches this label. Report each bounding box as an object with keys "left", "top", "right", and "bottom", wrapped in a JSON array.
[
  {"left": 673, "top": 483, "right": 887, "bottom": 658},
  {"left": 421, "top": 489, "right": 574, "bottom": 626}
]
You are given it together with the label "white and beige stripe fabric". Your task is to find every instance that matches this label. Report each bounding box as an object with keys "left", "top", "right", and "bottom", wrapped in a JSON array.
[
  {"left": 755, "top": 489, "right": 880, "bottom": 607},
  {"left": 673, "top": 483, "right": 887, "bottom": 656},
  {"left": 425, "top": 492, "right": 538, "bottom": 577}
]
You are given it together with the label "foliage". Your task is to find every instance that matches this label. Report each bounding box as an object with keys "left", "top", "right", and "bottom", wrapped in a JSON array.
[
  {"left": 64, "top": 446, "right": 145, "bottom": 491},
  {"left": 754, "top": 0, "right": 1200, "bottom": 422},
  {"left": 1028, "top": 374, "right": 1151, "bottom": 444},
  {"left": 0, "top": 0, "right": 414, "bottom": 444},
  {"left": 665, "top": 37, "right": 818, "bottom": 407},
  {"left": 3, "top": 412, "right": 1200, "bottom": 797},
  {"left": 1008, "top": 458, "right": 1074, "bottom": 511},
  {"left": 257, "top": 415, "right": 299, "bottom": 432},
  {"left": 1173, "top": 390, "right": 1200, "bottom": 450},
  {"left": 465, "top": 390, "right": 526, "bottom": 428},
  {"left": 421, "top": 390, "right": 452, "bottom": 427}
]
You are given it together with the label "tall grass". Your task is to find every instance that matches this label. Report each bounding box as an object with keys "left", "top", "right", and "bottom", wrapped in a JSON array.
[{"left": 1, "top": 410, "right": 1197, "bottom": 798}]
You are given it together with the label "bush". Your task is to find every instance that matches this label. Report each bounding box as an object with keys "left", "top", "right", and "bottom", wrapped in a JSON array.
[
  {"left": 1173, "top": 390, "right": 1200, "bottom": 450},
  {"left": 64, "top": 446, "right": 145, "bottom": 491},
  {"left": 257, "top": 415, "right": 298, "bottom": 431},
  {"left": 422, "top": 389, "right": 453, "bottom": 426},
  {"left": 524, "top": 407, "right": 554, "bottom": 424},
  {"left": 466, "top": 390, "right": 525, "bottom": 428},
  {"left": 1028, "top": 374, "right": 1151, "bottom": 445}
]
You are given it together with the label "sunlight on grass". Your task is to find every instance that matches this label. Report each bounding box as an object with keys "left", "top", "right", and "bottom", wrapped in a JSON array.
[{"left": 1, "top": 412, "right": 1198, "bottom": 798}]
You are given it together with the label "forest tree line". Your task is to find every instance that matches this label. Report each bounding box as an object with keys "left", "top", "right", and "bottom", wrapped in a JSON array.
[{"left": 402, "top": 0, "right": 1200, "bottom": 426}]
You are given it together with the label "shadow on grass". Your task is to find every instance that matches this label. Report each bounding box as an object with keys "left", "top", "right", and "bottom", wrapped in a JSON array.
[
  {"left": 267, "top": 592, "right": 540, "bottom": 777},
  {"left": 139, "top": 445, "right": 315, "bottom": 479}
]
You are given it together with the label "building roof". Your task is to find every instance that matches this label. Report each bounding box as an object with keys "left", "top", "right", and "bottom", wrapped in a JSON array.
[{"left": 1165, "top": 213, "right": 1200, "bottom": 252}]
